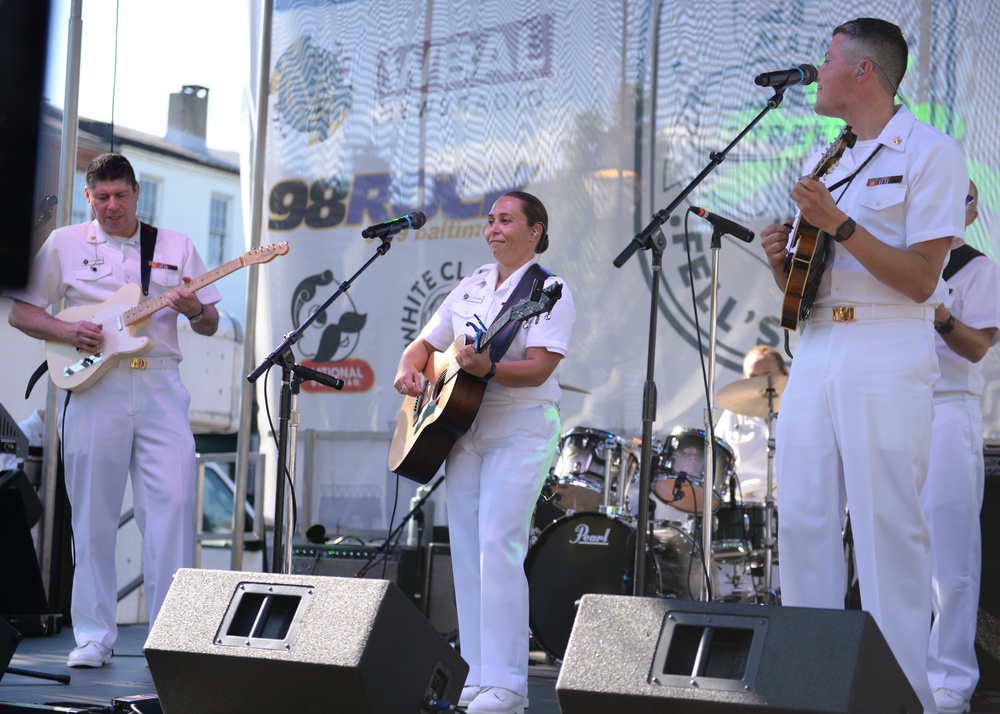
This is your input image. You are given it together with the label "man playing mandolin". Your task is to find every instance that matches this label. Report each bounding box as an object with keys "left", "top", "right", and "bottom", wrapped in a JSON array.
[
  {"left": 393, "top": 191, "right": 575, "bottom": 714},
  {"left": 758, "top": 18, "right": 967, "bottom": 713},
  {"left": 5, "top": 153, "right": 221, "bottom": 668}
]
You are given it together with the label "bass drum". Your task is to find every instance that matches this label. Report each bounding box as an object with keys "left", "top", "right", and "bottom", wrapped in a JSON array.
[{"left": 525, "top": 512, "right": 657, "bottom": 662}]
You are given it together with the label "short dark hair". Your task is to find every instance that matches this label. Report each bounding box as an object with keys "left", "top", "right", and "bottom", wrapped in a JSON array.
[
  {"left": 85, "top": 153, "right": 137, "bottom": 190},
  {"left": 833, "top": 18, "right": 908, "bottom": 96},
  {"left": 503, "top": 191, "right": 549, "bottom": 254}
]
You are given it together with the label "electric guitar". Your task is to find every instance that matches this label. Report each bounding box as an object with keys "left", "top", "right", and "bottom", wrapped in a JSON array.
[
  {"left": 387, "top": 281, "right": 562, "bottom": 484},
  {"left": 45, "top": 243, "right": 289, "bottom": 392},
  {"left": 779, "top": 126, "right": 857, "bottom": 331}
]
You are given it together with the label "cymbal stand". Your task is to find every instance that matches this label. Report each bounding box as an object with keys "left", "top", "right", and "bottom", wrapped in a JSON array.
[{"left": 759, "top": 383, "right": 779, "bottom": 600}]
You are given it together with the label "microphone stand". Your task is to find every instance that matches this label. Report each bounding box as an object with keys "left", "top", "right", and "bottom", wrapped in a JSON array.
[
  {"left": 615, "top": 85, "right": 791, "bottom": 598},
  {"left": 249, "top": 238, "right": 399, "bottom": 574}
]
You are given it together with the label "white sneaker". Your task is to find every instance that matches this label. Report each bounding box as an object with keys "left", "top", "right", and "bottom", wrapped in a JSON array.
[
  {"left": 458, "top": 684, "right": 480, "bottom": 707},
  {"left": 67, "top": 641, "right": 112, "bottom": 668},
  {"left": 466, "top": 686, "right": 528, "bottom": 714},
  {"left": 933, "top": 688, "right": 970, "bottom": 714}
]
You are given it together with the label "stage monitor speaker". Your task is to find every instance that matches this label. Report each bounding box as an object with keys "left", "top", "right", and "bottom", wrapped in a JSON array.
[
  {"left": 0, "top": 617, "right": 22, "bottom": 683},
  {"left": 556, "top": 595, "right": 920, "bottom": 713},
  {"left": 0, "top": 486, "right": 49, "bottom": 617},
  {"left": 145, "top": 569, "right": 468, "bottom": 714}
]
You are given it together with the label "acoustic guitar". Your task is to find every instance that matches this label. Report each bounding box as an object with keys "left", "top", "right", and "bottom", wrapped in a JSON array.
[
  {"left": 387, "top": 281, "right": 562, "bottom": 484},
  {"left": 780, "top": 126, "right": 857, "bottom": 330},
  {"left": 45, "top": 243, "right": 289, "bottom": 392}
]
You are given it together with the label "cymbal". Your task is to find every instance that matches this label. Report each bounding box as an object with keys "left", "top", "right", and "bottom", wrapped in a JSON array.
[
  {"left": 716, "top": 374, "right": 788, "bottom": 419},
  {"left": 559, "top": 383, "right": 591, "bottom": 395}
]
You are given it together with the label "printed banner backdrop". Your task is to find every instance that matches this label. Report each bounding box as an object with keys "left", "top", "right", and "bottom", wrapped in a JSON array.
[{"left": 248, "top": 0, "right": 1000, "bottom": 535}]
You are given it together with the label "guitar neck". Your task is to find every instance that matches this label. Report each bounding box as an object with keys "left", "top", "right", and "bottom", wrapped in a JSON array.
[
  {"left": 476, "top": 310, "right": 519, "bottom": 353},
  {"left": 123, "top": 255, "right": 243, "bottom": 325}
]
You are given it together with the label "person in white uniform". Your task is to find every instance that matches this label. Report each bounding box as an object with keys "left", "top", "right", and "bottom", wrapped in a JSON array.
[
  {"left": 759, "top": 18, "right": 967, "bottom": 713},
  {"left": 921, "top": 180, "right": 1000, "bottom": 714},
  {"left": 716, "top": 345, "right": 787, "bottom": 503},
  {"left": 5, "top": 153, "right": 221, "bottom": 668},
  {"left": 394, "top": 191, "right": 575, "bottom": 714}
]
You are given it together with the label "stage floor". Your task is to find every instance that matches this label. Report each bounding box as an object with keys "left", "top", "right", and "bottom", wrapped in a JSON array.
[
  {"left": 4, "top": 619, "right": 1000, "bottom": 712},
  {"left": 0, "top": 624, "right": 561, "bottom": 713}
]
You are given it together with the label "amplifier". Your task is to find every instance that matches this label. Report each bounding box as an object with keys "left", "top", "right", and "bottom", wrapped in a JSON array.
[{"left": 290, "top": 542, "right": 422, "bottom": 606}]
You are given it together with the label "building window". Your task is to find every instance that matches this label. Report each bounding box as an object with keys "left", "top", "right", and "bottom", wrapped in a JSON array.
[
  {"left": 208, "top": 194, "right": 230, "bottom": 266},
  {"left": 136, "top": 176, "right": 160, "bottom": 225},
  {"left": 72, "top": 174, "right": 89, "bottom": 225}
]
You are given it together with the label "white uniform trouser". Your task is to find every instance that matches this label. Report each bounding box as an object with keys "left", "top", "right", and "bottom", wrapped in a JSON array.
[
  {"left": 60, "top": 364, "right": 196, "bottom": 649},
  {"left": 776, "top": 318, "right": 937, "bottom": 713},
  {"left": 445, "top": 395, "right": 559, "bottom": 697},
  {"left": 921, "top": 396, "right": 984, "bottom": 699}
]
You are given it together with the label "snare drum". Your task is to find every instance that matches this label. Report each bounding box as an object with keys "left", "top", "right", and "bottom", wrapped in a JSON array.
[
  {"left": 652, "top": 427, "right": 735, "bottom": 513},
  {"left": 549, "top": 427, "right": 633, "bottom": 513}
]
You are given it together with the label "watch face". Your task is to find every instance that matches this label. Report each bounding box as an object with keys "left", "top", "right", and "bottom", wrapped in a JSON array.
[{"left": 836, "top": 219, "right": 855, "bottom": 242}]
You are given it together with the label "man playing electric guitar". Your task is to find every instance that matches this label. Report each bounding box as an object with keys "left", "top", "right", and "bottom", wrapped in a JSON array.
[
  {"left": 393, "top": 191, "right": 575, "bottom": 714},
  {"left": 758, "top": 18, "right": 967, "bottom": 713},
  {"left": 5, "top": 153, "right": 222, "bottom": 669}
]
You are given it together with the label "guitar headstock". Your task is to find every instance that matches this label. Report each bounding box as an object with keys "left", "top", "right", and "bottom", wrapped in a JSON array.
[
  {"left": 244, "top": 243, "right": 290, "bottom": 265},
  {"left": 510, "top": 281, "right": 562, "bottom": 323},
  {"left": 809, "top": 125, "right": 858, "bottom": 180}
]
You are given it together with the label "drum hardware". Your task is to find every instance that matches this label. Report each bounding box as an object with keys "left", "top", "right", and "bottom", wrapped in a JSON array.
[{"left": 716, "top": 373, "right": 785, "bottom": 598}]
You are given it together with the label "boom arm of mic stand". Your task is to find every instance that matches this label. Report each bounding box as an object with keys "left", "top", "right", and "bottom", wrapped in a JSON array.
[
  {"left": 248, "top": 238, "right": 394, "bottom": 385},
  {"left": 613, "top": 95, "right": 783, "bottom": 269}
]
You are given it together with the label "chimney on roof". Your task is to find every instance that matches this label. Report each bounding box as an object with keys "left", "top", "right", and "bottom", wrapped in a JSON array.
[{"left": 167, "top": 85, "right": 209, "bottom": 152}]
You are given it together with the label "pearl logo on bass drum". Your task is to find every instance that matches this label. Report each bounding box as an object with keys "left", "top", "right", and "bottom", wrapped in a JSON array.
[{"left": 569, "top": 524, "right": 611, "bottom": 546}]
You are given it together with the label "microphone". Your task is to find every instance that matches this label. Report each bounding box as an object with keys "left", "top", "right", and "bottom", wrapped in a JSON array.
[
  {"left": 691, "top": 207, "right": 754, "bottom": 243},
  {"left": 754, "top": 63, "right": 818, "bottom": 88},
  {"left": 672, "top": 472, "right": 688, "bottom": 503},
  {"left": 361, "top": 210, "right": 426, "bottom": 240}
]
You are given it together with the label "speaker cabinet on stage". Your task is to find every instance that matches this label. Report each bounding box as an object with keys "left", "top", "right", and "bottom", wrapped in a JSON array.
[
  {"left": 290, "top": 542, "right": 422, "bottom": 605},
  {"left": 556, "top": 595, "right": 920, "bottom": 713},
  {"left": 423, "top": 543, "right": 458, "bottom": 639},
  {"left": 144, "top": 569, "right": 468, "bottom": 714}
]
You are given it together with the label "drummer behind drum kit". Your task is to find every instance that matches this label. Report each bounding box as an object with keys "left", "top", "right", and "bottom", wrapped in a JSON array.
[{"left": 525, "top": 374, "right": 786, "bottom": 662}]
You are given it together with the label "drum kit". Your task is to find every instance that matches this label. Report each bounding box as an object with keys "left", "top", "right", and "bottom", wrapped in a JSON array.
[{"left": 524, "top": 373, "right": 786, "bottom": 661}]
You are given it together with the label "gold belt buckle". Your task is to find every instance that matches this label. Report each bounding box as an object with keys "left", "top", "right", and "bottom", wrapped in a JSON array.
[
  {"left": 832, "top": 306, "right": 855, "bottom": 323},
  {"left": 130, "top": 357, "right": 148, "bottom": 370}
]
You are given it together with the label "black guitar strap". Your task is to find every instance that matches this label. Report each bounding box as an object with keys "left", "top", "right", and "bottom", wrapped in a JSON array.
[
  {"left": 943, "top": 244, "right": 984, "bottom": 282},
  {"left": 140, "top": 222, "right": 158, "bottom": 296},
  {"left": 486, "top": 263, "right": 552, "bottom": 363}
]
